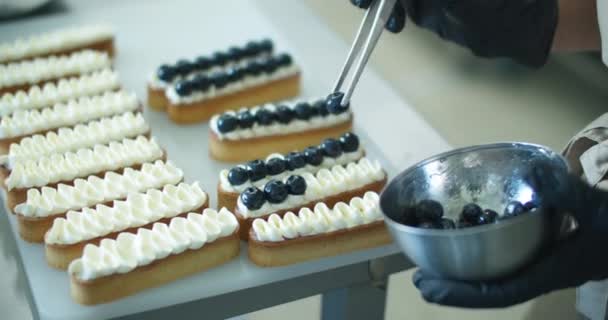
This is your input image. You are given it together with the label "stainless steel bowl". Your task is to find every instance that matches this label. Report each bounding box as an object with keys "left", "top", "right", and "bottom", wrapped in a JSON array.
[{"left": 380, "top": 142, "right": 568, "bottom": 280}]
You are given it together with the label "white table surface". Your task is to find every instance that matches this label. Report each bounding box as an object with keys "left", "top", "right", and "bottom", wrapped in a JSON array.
[{"left": 0, "top": 1, "right": 450, "bottom": 319}]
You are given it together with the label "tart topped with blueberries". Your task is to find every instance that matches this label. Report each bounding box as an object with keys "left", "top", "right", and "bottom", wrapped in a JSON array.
[
  {"left": 216, "top": 132, "right": 365, "bottom": 209},
  {"left": 209, "top": 92, "right": 354, "bottom": 162}
]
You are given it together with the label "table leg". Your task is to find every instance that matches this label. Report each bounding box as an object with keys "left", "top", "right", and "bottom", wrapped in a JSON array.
[{"left": 321, "top": 282, "right": 387, "bottom": 320}]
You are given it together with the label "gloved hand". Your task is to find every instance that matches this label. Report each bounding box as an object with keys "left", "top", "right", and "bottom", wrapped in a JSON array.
[
  {"left": 413, "top": 163, "right": 608, "bottom": 308},
  {"left": 349, "top": 0, "right": 559, "bottom": 67}
]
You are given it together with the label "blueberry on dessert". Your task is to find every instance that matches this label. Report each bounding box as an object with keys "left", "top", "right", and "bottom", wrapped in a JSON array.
[
  {"left": 286, "top": 175, "right": 307, "bottom": 195},
  {"left": 246, "top": 160, "right": 268, "bottom": 182},
  {"left": 294, "top": 102, "right": 313, "bottom": 120},
  {"left": 191, "top": 74, "right": 211, "bottom": 91},
  {"left": 285, "top": 152, "right": 306, "bottom": 170},
  {"left": 210, "top": 71, "right": 229, "bottom": 89},
  {"left": 262, "top": 57, "right": 280, "bottom": 74},
  {"left": 415, "top": 199, "right": 444, "bottom": 222},
  {"left": 276, "top": 53, "right": 293, "bottom": 67},
  {"left": 321, "top": 138, "right": 343, "bottom": 158},
  {"left": 503, "top": 201, "right": 525, "bottom": 218},
  {"left": 263, "top": 180, "right": 289, "bottom": 204},
  {"left": 245, "top": 41, "right": 262, "bottom": 56},
  {"left": 246, "top": 61, "right": 264, "bottom": 76},
  {"left": 227, "top": 167, "right": 248, "bottom": 186},
  {"left": 227, "top": 46, "right": 245, "bottom": 61},
  {"left": 477, "top": 209, "right": 498, "bottom": 225},
  {"left": 266, "top": 157, "right": 287, "bottom": 176},
  {"left": 259, "top": 39, "right": 274, "bottom": 53},
  {"left": 174, "top": 80, "right": 193, "bottom": 96},
  {"left": 303, "top": 146, "right": 323, "bottom": 166},
  {"left": 325, "top": 91, "right": 350, "bottom": 114},
  {"left": 241, "top": 187, "right": 266, "bottom": 210},
  {"left": 461, "top": 203, "right": 483, "bottom": 223},
  {"left": 175, "top": 59, "right": 193, "bottom": 76},
  {"left": 237, "top": 110, "right": 255, "bottom": 128},
  {"left": 255, "top": 108, "right": 275, "bottom": 125},
  {"left": 276, "top": 105, "right": 295, "bottom": 124},
  {"left": 226, "top": 67, "right": 244, "bottom": 82},
  {"left": 440, "top": 218, "right": 456, "bottom": 229},
  {"left": 211, "top": 51, "right": 230, "bottom": 66},
  {"left": 216, "top": 114, "right": 238, "bottom": 133},
  {"left": 194, "top": 56, "right": 211, "bottom": 70},
  {"left": 339, "top": 133, "right": 360, "bottom": 152},
  {"left": 156, "top": 65, "right": 176, "bottom": 82},
  {"left": 313, "top": 99, "right": 329, "bottom": 117}
]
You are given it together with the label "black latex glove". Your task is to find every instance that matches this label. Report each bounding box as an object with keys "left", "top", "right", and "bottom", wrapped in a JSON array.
[
  {"left": 413, "top": 163, "right": 608, "bottom": 308},
  {"left": 350, "top": 0, "right": 406, "bottom": 33},
  {"left": 350, "top": 0, "right": 559, "bottom": 67}
]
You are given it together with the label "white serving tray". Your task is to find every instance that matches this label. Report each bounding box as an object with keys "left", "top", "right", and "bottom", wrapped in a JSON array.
[{"left": 0, "top": 0, "right": 449, "bottom": 319}]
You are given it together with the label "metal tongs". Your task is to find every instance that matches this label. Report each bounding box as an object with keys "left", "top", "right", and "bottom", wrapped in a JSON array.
[{"left": 332, "top": 0, "right": 397, "bottom": 107}]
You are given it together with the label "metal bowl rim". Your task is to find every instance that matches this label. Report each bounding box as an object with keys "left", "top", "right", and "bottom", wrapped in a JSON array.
[{"left": 380, "top": 141, "right": 567, "bottom": 236}]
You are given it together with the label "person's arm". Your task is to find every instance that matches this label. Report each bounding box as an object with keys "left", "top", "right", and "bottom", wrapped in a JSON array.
[{"left": 553, "top": 0, "right": 601, "bottom": 51}]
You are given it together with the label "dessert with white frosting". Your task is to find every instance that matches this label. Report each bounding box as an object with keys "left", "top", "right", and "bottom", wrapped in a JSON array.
[
  {"left": 14, "top": 160, "right": 183, "bottom": 243},
  {"left": 248, "top": 192, "right": 391, "bottom": 267},
  {"left": 0, "top": 90, "right": 139, "bottom": 150},
  {"left": 209, "top": 93, "right": 353, "bottom": 162},
  {"left": 0, "top": 25, "right": 114, "bottom": 64},
  {"left": 0, "top": 69, "right": 120, "bottom": 117},
  {"left": 4, "top": 135, "right": 165, "bottom": 211},
  {"left": 233, "top": 157, "right": 387, "bottom": 239},
  {"left": 0, "top": 112, "right": 148, "bottom": 169},
  {"left": 147, "top": 39, "right": 274, "bottom": 111},
  {"left": 0, "top": 50, "right": 112, "bottom": 94},
  {"left": 68, "top": 209, "right": 240, "bottom": 305},
  {"left": 45, "top": 182, "right": 208, "bottom": 269},
  {"left": 217, "top": 132, "right": 364, "bottom": 209},
  {"left": 148, "top": 38, "right": 300, "bottom": 124}
]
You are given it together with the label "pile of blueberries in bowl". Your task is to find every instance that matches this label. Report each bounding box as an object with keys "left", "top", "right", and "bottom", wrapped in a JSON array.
[{"left": 399, "top": 199, "right": 538, "bottom": 230}]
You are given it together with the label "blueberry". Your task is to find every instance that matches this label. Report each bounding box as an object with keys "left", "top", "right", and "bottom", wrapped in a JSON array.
[
  {"left": 461, "top": 203, "right": 483, "bottom": 223},
  {"left": 339, "top": 133, "right": 359, "bottom": 152},
  {"left": 262, "top": 57, "right": 280, "bottom": 74},
  {"left": 266, "top": 157, "right": 287, "bottom": 176},
  {"left": 285, "top": 152, "right": 306, "bottom": 170},
  {"left": 246, "top": 160, "right": 268, "bottom": 182},
  {"left": 259, "top": 39, "right": 274, "bottom": 53},
  {"left": 227, "top": 167, "right": 248, "bottom": 186},
  {"left": 303, "top": 147, "right": 324, "bottom": 166},
  {"left": 226, "top": 68, "right": 244, "bottom": 82},
  {"left": 504, "top": 201, "right": 525, "bottom": 218},
  {"left": 294, "top": 102, "right": 313, "bottom": 120},
  {"left": 440, "top": 218, "right": 456, "bottom": 229},
  {"left": 415, "top": 200, "right": 444, "bottom": 221},
  {"left": 255, "top": 108, "right": 275, "bottom": 125},
  {"left": 477, "top": 209, "right": 498, "bottom": 225},
  {"left": 210, "top": 71, "right": 229, "bottom": 89},
  {"left": 321, "top": 138, "right": 343, "bottom": 158},
  {"left": 245, "top": 41, "right": 262, "bottom": 56},
  {"left": 191, "top": 74, "right": 211, "bottom": 91},
  {"left": 245, "top": 61, "right": 264, "bottom": 76},
  {"left": 286, "top": 175, "right": 307, "bottom": 195},
  {"left": 237, "top": 110, "right": 255, "bottom": 129},
  {"left": 175, "top": 59, "right": 193, "bottom": 75},
  {"left": 194, "top": 56, "right": 211, "bottom": 70},
  {"left": 174, "top": 80, "right": 193, "bottom": 96},
  {"left": 263, "top": 180, "right": 289, "bottom": 204},
  {"left": 156, "top": 65, "right": 176, "bottom": 82},
  {"left": 276, "top": 53, "right": 293, "bottom": 66},
  {"left": 216, "top": 114, "right": 238, "bottom": 133},
  {"left": 313, "top": 99, "right": 329, "bottom": 117},
  {"left": 240, "top": 187, "right": 265, "bottom": 210},
  {"left": 456, "top": 220, "right": 473, "bottom": 229},
  {"left": 275, "top": 105, "right": 295, "bottom": 124},
  {"left": 211, "top": 51, "right": 230, "bottom": 66},
  {"left": 227, "top": 46, "right": 245, "bottom": 61},
  {"left": 523, "top": 201, "right": 538, "bottom": 211},
  {"left": 325, "top": 91, "right": 350, "bottom": 114},
  {"left": 397, "top": 207, "right": 419, "bottom": 226}
]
